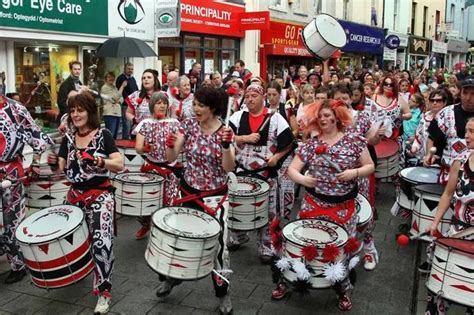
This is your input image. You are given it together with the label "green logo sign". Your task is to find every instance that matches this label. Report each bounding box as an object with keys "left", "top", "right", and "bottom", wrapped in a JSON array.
[
  {"left": 159, "top": 13, "right": 174, "bottom": 24},
  {"left": 117, "top": 0, "right": 145, "bottom": 25}
]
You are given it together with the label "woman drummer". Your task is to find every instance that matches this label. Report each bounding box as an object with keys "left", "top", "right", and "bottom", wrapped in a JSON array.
[
  {"left": 134, "top": 92, "right": 182, "bottom": 239},
  {"left": 48, "top": 92, "right": 124, "bottom": 314},
  {"left": 125, "top": 69, "right": 161, "bottom": 134},
  {"left": 277, "top": 99, "right": 375, "bottom": 311},
  {"left": 161, "top": 87, "right": 236, "bottom": 314},
  {"left": 424, "top": 117, "right": 474, "bottom": 314}
]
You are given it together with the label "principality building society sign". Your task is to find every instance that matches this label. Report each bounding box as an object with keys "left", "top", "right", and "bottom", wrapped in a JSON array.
[{"left": 0, "top": 0, "right": 155, "bottom": 40}]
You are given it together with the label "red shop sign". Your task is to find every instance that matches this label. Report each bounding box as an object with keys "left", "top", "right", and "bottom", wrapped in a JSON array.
[
  {"left": 239, "top": 11, "right": 270, "bottom": 31},
  {"left": 260, "top": 21, "right": 312, "bottom": 56},
  {"left": 180, "top": 0, "right": 245, "bottom": 38}
]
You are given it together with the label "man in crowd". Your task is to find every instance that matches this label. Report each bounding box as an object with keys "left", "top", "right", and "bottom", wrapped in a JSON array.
[
  {"left": 162, "top": 71, "right": 178, "bottom": 92},
  {"left": 116, "top": 63, "right": 138, "bottom": 140},
  {"left": 57, "top": 61, "right": 82, "bottom": 121},
  {"left": 234, "top": 59, "right": 253, "bottom": 83}
]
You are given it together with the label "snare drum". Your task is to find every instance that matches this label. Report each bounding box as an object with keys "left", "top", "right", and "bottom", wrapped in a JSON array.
[
  {"left": 114, "top": 172, "right": 164, "bottom": 216},
  {"left": 145, "top": 206, "right": 222, "bottom": 280},
  {"left": 26, "top": 175, "right": 70, "bottom": 215},
  {"left": 228, "top": 176, "right": 270, "bottom": 231},
  {"left": 374, "top": 139, "right": 400, "bottom": 179},
  {"left": 356, "top": 194, "right": 372, "bottom": 228},
  {"left": 427, "top": 238, "right": 474, "bottom": 307},
  {"left": 15, "top": 205, "right": 94, "bottom": 288},
  {"left": 399, "top": 167, "right": 439, "bottom": 210},
  {"left": 410, "top": 184, "right": 453, "bottom": 241},
  {"left": 116, "top": 140, "right": 144, "bottom": 172},
  {"left": 282, "top": 219, "right": 349, "bottom": 288}
]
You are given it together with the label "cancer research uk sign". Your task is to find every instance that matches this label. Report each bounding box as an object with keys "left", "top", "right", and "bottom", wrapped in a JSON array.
[
  {"left": 338, "top": 20, "right": 384, "bottom": 55},
  {"left": 0, "top": 0, "right": 108, "bottom": 35}
]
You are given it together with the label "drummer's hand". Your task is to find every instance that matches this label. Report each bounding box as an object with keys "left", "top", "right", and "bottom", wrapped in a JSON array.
[
  {"left": 221, "top": 127, "right": 234, "bottom": 149},
  {"left": 301, "top": 175, "right": 317, "bottom": 188},
  {"left": 245, "top": 133, "right": 260, "bottom": 144},
  {"left": 423, "top": 154, "right": 436, "bottom": 167},
  {"left": 427, "top": 221, "right": 440, "bottom": 238},
  {"left": 336, "top": 169, "right": 357, "bottom": 182},
  {"left": 166, "top": 133, "right": 178, "bottom": 148},
  {"left": 267, "top": 154, "right": 279, "bottom": 167},
  {"left": 376, "top": 126, "right": 386, "bottom": 137},
  {"left": 143, "top": 143, "right": 155, "bottom": 153},
  {"left": 76, "top": 151, "right": 95, "bottom": 167}
]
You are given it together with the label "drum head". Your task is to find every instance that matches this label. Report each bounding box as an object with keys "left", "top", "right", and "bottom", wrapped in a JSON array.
[
  {"left": 400, "top": 167, "right": 439, "bottom": 183},
  {"left": 314, "top": 14, "right": 346, "bottom": 48},
  {"left": 16, "top": 205, "right": 83, "bottom": 244},
  {"left": 283, "top": 219, "right": 349, "bottom": 248},
  {"left": 375, "top": 139, "right": 399, "bottom": 158},
  {"left": 116, "top": 139, "right": 136, "bottom": 148},
  {"left": 436, "top": 238, "right": 474, "bottom": 254},
  {"left": 114, "top": 172, "right": 163, "bottom": 184},
  {"left": 231, "top": 177, "right": 270, "bottom": 196},
  {"left": 152, "top": 207, "right": 221, "bottom": 239},
  {"left": 414, "top": 184, "right": 444, "bottom": 196},
  {"left": 356, "top": 194, "right": 372, "bottom": 224}
]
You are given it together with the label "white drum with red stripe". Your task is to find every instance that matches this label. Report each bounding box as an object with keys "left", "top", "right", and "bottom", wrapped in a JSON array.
[
  {"left": 26, "top": 175, "right": 70, "bottom": 215},
  {"left": 15, "top": 205, "right": 93, "bottom": 288},
  {"left": 116, "top": 139, "right": 144, "bottom": 173},
  {"left": 427, "top": 238, "right": 474, "bottom": 307},
  {"left": 398, "top": 167, "right": 439, "bottom": 210},
  {"left": 145, "top": 206, "right": 222, "bottom": 280},
  {"left": 374, "top": 139, "right": 400, "bottom": 179},
  {"left": 410, "top": 184, "right": 453, "bottom": 241},
  {"left": 114, "top": 172, "right": 164, "bottom": 216},
  {"left": 228, "top": 176, "right": 269, "bottom": 231},
  {"left": 282, "top": 219, "right": 349, "bottom": 288}
]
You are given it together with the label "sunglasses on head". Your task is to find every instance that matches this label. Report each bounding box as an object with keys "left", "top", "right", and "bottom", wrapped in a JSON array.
[{"left": 383, "top": 82, "right": 394, "bottom": 87}]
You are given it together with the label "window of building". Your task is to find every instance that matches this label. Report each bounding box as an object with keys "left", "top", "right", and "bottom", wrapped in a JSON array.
[
  {"left": 343, "top": 0, "right": 349, "bottom": 20},
  {"left": 393, "top": 0, "right": 399, "bottom": 31},
  {"left": 423, "top": 6, "right": 428, "bottom": 37},
  {"left": 269, "top": 0, "right": 287, "bottom": 12},
  {"left": 411, "top": 3, "right": 416, "bottom": 34},
  {"left": 294, "top": 0, "right": 309, "bottom": 16}
]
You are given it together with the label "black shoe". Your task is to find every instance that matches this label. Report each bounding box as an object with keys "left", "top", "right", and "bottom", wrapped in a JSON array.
[
  {"left": 4, "top": 269, "right": 27, "bottom": 284},
  {"left": 418, "top": 261, "right": 431, "bottom": 274}
]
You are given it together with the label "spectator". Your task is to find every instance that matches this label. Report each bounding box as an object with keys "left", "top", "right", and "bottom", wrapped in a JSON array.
[
  {"left": 162, "top": 71, "right": 178, "bottom": 92},
  {"left": 6, "top": 92, "right": 20, "bottom": 102},
  {"left": 116, "top": 63, "right": 138, "bottom": 139},
  {"left": 57, "top": 61, "right": 83, "bottom": 121},
  {"left": 161, "top": 64, "right": 170, "bottom": 86},
  {"left": 234, "top": 59, "right": 252, "bottom": 82},
  {"left": 101, "top": 71, "right": 125, "bottom": 139},
  {"left": 210, "top": 71, "right": 224, "bottom": 90}
]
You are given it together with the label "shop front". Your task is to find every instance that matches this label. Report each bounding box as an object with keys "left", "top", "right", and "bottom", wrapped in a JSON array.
[
  {"left": 431, "top": 40, "right": 448, "bottom": 69},
  {"left": 384, "top": 31, "right": 409, "bottom": 70},
  {"left": 446, "top": 38, "right": 470, "bottom": 69},
  {"left": 408, "top": 36, "right": 432, "bottom": 72},
  {"left": 158, "top": 0, "right": 245, "bottom": 78},
  {"left": 259, "top": 20, "right": 318, "bottom": 81},
  {"left": 337, "top": 20, "right": 385, "bottom": 70},
  {"left": 0, "top": 0, "right": 156, "bottom": 132}
]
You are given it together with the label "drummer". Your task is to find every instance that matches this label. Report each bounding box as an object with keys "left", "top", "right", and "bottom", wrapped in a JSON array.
[
  {"left": 227, "top": 83, "right": 296, "bottom": 263},
  {"left": 424, "top": 117, "right": 474, "bottom": 314},
  {"left": 125, "top": 69, "right": 160, "bottom": 135},
  {"left": 134, "top": 92, "right": 182, "bottom": 239},
  {"left": 0, "top": 95, "right": 53, "bottom": 284},
  {"left": 281, "top": 99, "right": 375, "bottom": 311},
  {"left": 163, "top": 87, "right": 235, "bottom": 314},
  {"left": 424, "top": 76, "right": 474, "bottom": 184},
  {"left": 48, "top": 92, "right": 124, "bottom": 314}
]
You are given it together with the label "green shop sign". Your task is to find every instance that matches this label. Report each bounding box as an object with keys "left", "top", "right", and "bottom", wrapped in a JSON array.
[{"left": 0, "top": 0, "right": 108, "bottom": 35}]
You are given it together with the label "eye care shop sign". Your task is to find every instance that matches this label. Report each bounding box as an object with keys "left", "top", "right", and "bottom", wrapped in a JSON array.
[{"left": 0, "top": 0, "right": 108, "bottom": 35}]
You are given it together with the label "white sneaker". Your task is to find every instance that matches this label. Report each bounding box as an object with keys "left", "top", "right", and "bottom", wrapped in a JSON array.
[
  {"left": 94, "top": 294, "right": 111, "bottom": 314},
  {"left": 363, "top": 254, "right": 377, "bottom": 271},
  {"left": 219, "top": 294, "right": 233, "bottom": 314}
]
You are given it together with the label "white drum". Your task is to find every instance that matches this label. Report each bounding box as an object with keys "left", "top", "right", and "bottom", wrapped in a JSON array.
[
  {"left": 374, "top": 139, "right": 400, "bottom": 179},
  {"left": 399, "top": 167, "right": 439, "bottom": 210},
  {"left": 228, "top": 176, "right": 269, "bottom": 231},
  {"left": 411, "top": 184, "right": 453, "bottom": 241},
  {"left": 302, "top": 14, "right": 346, "bottom": 60},
  {"left": 356, "top": 194, "right": 372, "bottom": 228},
  {"left": 26, "top": 175, "right": 69, "bottom": 214},
  {"left": 114, "top": 172, "right": 164, "bottom": 216},
  {"left": 15, "top": 205, "right": 93, "bottom": 288},
  {"left": 116, "top": 139, "right": 144, "bottom": 173},
  {"left": 282, "top": 219, "right": 349, "bottom": 288},
  {"left": 427, "top": 238, "right": 474, "bottom": 307},
  {"left": 145, "top": 207, "right": 222, "bottom": 280},
  {"left": 22, "top": 144, "right": 60, "bottom": 170}
]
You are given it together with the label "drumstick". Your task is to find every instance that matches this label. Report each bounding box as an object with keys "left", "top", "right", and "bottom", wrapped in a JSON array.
[
  {"left": 257, "top": 109, "right": 275, "bottom": 133},
  {"left": 397, "top": 231, "right": 429, "bottom": 246},
  {"left": 225, "top": 87, "right": 239, "bottom": 128}
]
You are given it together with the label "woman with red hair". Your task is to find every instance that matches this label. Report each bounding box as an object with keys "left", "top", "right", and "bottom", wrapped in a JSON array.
[{"left": 271, "top": 99, "right": 374, "bottom": 311}]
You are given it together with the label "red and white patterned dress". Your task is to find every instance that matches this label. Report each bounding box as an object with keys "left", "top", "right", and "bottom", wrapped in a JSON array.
[{"left": 125, "top": 91, "right": 151, "bottom": 129}]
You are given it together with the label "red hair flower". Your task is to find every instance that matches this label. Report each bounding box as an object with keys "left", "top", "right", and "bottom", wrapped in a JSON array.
[
  {"left": 355, "top": 104, "right": 365, "bottom": 111},
  {"left": 136, "top": 97, "right": 143, "bottom": 105},
  {"left": 155, "top": 112, "right": 165, "bottom": 120},
  {"left": 226, "top": 86, "right": 239, "bottom": 96},
  {"left": 271, "top": 230, "right": 283, "bottom": 252},
  {"left": 315, "top": 144, "right": 328, "bottom": 155},
  {"left": 269, "top": 217, "right": 281, "bottom": 234},
  {"left": 322, "top": 244, "right": 340, "bottom": 262},
  {"left": 344, "top": 238, "right": 360, "bottom": 254},
  {"left": 170, "top": 87, "right": 179, "bottom": 97},
  {"left": 175, "top": 108, "right": 182, "bottom": 118},
  {"left": 301, "top": 244, "right": 318, "bottom": 262}
]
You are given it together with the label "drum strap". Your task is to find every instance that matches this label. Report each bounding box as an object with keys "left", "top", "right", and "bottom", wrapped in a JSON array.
[
  {"left": 141, "top": 159, "right": 183, "bottom": 178},
  {"left": 174, "top": 182, "right": 228, "bottom": 217},
  {"left": 0, "top": 157, "right": 24, "bottom": 179},
  {"left": 301, "top": 194, "right": 355, "bottom": 225}
]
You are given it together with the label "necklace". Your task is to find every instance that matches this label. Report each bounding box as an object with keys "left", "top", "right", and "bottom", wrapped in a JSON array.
[{"left": 76, "top": 128, "right": 94, "bottom": 137}]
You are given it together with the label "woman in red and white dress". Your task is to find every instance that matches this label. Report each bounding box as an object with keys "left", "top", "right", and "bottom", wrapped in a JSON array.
[
  {"left": 161, "top": 87, "right": 236, "bottom": 314},
  {"left": 169, "top": 75, "right": 194, "bottom": 121}
]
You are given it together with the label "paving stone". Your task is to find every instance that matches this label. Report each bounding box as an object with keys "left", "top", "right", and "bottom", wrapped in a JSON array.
[
  {"left": 74, "top": 291, "right": 125, "bottom": 309},
  {"left": 42, "top": 284, "right": 91, "bottom": 304},
  {"left": 109, "top": 295, "right": 157, "bottom": 314},
  {"left": 258, "top": 301, "right": 313, "bottom": 314},
  {"left": 228, "top": 296, "right": 260, "bottom": 315},
  {"left": 366, "top": 300, "right": 410, "bottom": 315},
  {"left": 0, "top": 289, "right": 21, "bottom": 306},
  {"left": 229, "top": 280, "right": 258, "bottom": 298},
  {"left": 180, "top": 291, "right": 219, "bottom": 312},
  {"left": 147, "top": 303, "right": 195, "bottom": 315},
  {"left": 1, "top": 295, "right": 50, "bottom": 314},
  {"left": 34, "top": 301, "right": 85, "bottom": 314}
]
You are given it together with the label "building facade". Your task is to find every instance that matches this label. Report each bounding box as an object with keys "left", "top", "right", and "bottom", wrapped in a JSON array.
[
  {"left": 383, "top": 0, "right": 412, "bottom": 70},
  {"left": 445, "top": 0, "right": 471, "bottom": 68}
]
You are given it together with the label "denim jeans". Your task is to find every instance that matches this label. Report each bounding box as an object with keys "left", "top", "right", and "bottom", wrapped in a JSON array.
[
  {"left": 103, "top": 115, "right": 121, "bottom": 139},
  {"left": 120, "top": 104, "right": 130, "bottom": 140}
]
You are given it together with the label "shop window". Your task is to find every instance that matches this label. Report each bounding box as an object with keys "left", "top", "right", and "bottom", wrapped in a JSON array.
[
  {"left": 222, "top": 50, "right": 236, "bottom": 76},
  {"left": 184, "top": 35, "right": 201, "bottom": 47},
  {"left": 184, "top": 49, "right": 201, "bottom": 74},
  {"left": 14, "top": 44, "right": 77, "bottom": 133},
  {"left": 204, "top": 38, "right": 219, "bottom": 48},
  {"left": 222, "top": 39, "right": 236, "bottom": 49},
  {"left": 160, "top": 47, "right": 181, "bottom": 72},
  {"left": 204, "top": 50, "right": 218, "bottom": 76},
  {"left": 160, "top": 37, "right": 182, "bottom": 45}
]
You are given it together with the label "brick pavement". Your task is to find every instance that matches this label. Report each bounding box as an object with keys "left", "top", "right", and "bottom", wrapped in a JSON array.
[{"left": 0, "top": 183, "right": 417, "bottom": 314}]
